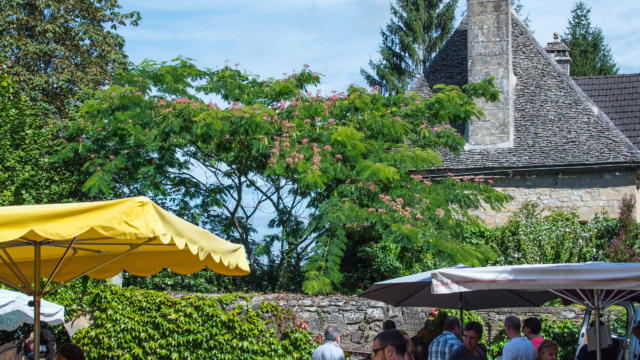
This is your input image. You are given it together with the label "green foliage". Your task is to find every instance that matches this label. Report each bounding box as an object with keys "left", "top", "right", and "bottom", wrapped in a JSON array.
[
  {"left": 562, "top": 1, "right": 618, "bottom": 76},
  {"left": 462, "top": 201, "right": 617, "bottom": 265},
  {"left": 0, "top": 0, "right": 140, "bottom": 113},
  {"left": 539, "top": 317, "right": 580, "bottom": 360},
  {"left": 122, "top": 269, "right": 240, "bottom": 294},
  {"left": 361, "top": 0, "right": 458, "bottom": 95},
  {"left": 54, "top": 59, "right": 509, "bottom": 294},
  {"left": 605, "top": 195, "right": 640, "bottom": 262},
  {"left": 486, "top": 329, "right": 508, "bottom": 360},
  {"left": 47, "top": 280, "right": 316, "bottom": 359},
  {"left": 0, "top": 76, "right": 86, "bottom": 205}
]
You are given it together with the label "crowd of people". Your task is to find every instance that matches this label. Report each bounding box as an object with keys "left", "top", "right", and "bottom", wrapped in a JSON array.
[
  {"left": 312, "top": 315, "right": 563, "bottom": 360},
  {"left": 0, "top": 330, "right": 85, "bottom": 360}
]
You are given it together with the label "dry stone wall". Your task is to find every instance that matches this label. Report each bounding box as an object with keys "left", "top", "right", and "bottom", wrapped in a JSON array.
[
  {"left": 248, "top": 293, "right": 584, "bottom": 358},
  {"left": 470, "top": 170, "right": 639, "bottom": 225}
]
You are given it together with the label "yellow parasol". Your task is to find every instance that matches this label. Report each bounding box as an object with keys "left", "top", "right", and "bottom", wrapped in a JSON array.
[{"left": 0, "top": 196, "right": 250, "bottom": 358}]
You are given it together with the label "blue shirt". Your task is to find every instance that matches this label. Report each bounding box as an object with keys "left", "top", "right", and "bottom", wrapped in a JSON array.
[
  {"left": 502, "top": 336, "right": 535, "bottom": 360},
  {"left": 428, "top": 331, "right": 462, "bottom": 360},
  {"left": 312, "top": 341, "right": 344, "bottom": 360}
]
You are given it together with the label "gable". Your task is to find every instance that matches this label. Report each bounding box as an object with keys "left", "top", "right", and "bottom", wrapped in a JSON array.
[{"left": 413, "top": 13, "right": 640, "bottom": 173}]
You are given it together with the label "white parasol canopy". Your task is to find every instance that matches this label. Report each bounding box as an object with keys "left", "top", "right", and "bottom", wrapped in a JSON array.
[
  {"left": 359, "top": 264, "right": 558, "bottom": 309},
  {"left": 0, "top": 289, "right": 64, "bottom": 331},
  {"left": 431, "top": 262, "right": 640, "bottom": 360},
  {"left": 431, "top": 262, "right": 640, "bottom": 309}
]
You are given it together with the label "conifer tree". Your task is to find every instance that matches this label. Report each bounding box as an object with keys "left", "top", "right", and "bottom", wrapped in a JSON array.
[
  {"left": 562, "top": 1, "right": 618, "bottom": 76},
  {"left": 361, "top": 0, "right": 458, "bottom": 95}
]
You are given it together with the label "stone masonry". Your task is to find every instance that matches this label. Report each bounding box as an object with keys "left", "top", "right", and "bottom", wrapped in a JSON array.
[
  {"left": 469, "top": 170, "right": 639, "bottom": 225},
  {"left": 466, "top": 0, "right": 514, "bottom": 149},
  {"left": 248, "top": 293, "right": 584, "bottom": 359}
]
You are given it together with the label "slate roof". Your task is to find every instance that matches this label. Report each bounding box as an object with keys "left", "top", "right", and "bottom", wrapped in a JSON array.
[
  {"left": 412, "top": 13, "right": 640, "bottom": 174},
  {"left": 574, "top": 74, "right": 640, "bottom": 149}
]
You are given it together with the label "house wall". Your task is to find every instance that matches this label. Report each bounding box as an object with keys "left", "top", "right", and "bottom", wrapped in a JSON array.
[{"left": 471, "top": 169, "right": 639, "bottom": 225}]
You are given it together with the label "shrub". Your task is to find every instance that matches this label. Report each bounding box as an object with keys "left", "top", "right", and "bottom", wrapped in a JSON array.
[
  {"left": 460, "top": 201, "right": 623, "bottom": 265},
  {"left": 48, "top": 280, "right": 316, "bottom": 359}
]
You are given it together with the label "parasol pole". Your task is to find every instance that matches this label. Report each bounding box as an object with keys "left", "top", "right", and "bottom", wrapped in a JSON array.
[
  {"left": 34, "top": 242, "right": 41, "bottom": 360},
  {"left": 594, "top": 289, "right": 601, "bottom": 360},
  {"left": 459, "top": 293, "right": 464, "bottom": 326}
]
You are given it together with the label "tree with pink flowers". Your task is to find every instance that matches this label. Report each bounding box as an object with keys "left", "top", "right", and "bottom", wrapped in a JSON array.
[{"left": 54, "top": 58, "right": 510, "bottom": 294}]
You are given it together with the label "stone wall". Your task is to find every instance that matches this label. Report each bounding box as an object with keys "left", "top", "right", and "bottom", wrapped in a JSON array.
[
  {"left": 250, "top": 293, "right": 584, "bottom": 359},
  {"left": 470, "top": 169, "right": 639, "bottom": 225}
]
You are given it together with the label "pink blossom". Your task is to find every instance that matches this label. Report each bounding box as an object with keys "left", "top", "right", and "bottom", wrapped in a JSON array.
[
  {"left": 436, "top": 208, "right": 445, "bottom": 217},
  {"left": 304, "top": 118, "right": 312, "bottom": 124},
  {"left": 312, "top": 156, "right": 321, "bottom": 164},
  {"left": 368, "top": 208, "right": 376, "bottom": 212},
  {"left": 301, "top": 138, "right": 309, "bottom": 144},
  {"left": 334, "top": 154, "right": 342, "bottom": 160},
  {"left": 285, "top": 158, "right": 293, "bottom": 165},
  {"left": 414, "top": 100, "right": 420, "bottom": 104},
  {"left": 416, "top": 214, "right": 423, "bottom": 219},
  {"left": 328, "top": 118, "right": 335, "bottom": 123},
  {"left": 324, "top": 145, "right": 332, "bottom": 151},
  {"left": 157, "top": 99, "right": 167, "bottom": 106},
  {"left": 419, "top": 124, "right": 426, "bottom": 129}
]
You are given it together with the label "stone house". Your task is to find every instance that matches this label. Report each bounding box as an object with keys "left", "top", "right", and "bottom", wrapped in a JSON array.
[{"left": 413, "top": 0, "right": 640, "bottom": 224}]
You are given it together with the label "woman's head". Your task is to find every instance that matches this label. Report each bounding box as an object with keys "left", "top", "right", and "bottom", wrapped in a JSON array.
[{"left": 536, "top": 340, "right": 559, "bottom": 360}]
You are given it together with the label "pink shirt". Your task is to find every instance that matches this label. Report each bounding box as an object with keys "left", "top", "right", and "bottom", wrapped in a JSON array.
[{"left": 531, "top": 336, "right": 544, "bottom": 350}]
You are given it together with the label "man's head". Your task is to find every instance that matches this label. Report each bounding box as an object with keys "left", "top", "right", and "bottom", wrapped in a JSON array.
[
  {"left": 324, "top": 326, "right": 341, "bottom": 344},
  {"left": 56, "top": 343, "right": 86, "bottom": 360},
  {"left": 462, "top": 321, "right": 483, "bottom": 352},
  {"left": 522, "top": 317, "right": 541, "bottom": 338},
  {"left": 372, "top": 329, "right": 406, "bottom": 360},
  {"left": 383, "top": 319, "right": 397, "bottom": 330},
  {"left": 443, "top": 316, "right": 462, "bottom": 336},
  {"left": 504, "top": 316, "right": 521, "bottom": 338}
]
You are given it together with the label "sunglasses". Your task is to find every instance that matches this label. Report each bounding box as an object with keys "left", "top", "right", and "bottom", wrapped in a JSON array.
[{"left": 371, "top": 345, "right": 387, "bottom": 358}]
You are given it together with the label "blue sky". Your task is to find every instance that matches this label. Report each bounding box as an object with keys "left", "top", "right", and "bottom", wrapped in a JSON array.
[{"left": 118, "top": 0, "right": 640, "bottom": 95}]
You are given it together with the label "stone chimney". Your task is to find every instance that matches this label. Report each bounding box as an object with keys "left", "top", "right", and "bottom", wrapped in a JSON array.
[
  {"left": 545, "top": 33, "right": 571, "bottom": 75},
  {"left": 466, "top": 0, "right": 514, "bottom": 149}
]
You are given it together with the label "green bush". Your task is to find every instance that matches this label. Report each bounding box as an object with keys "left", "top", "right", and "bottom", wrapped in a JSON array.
[
  {"left": 48, "top": 280, "right": 316, "bottom": 359},
  {"left": 460, "top": 202, "right": 622, "bottom": 265},
  {"left": 539, "top": 317, "right": 580, "bottom": 360}
]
